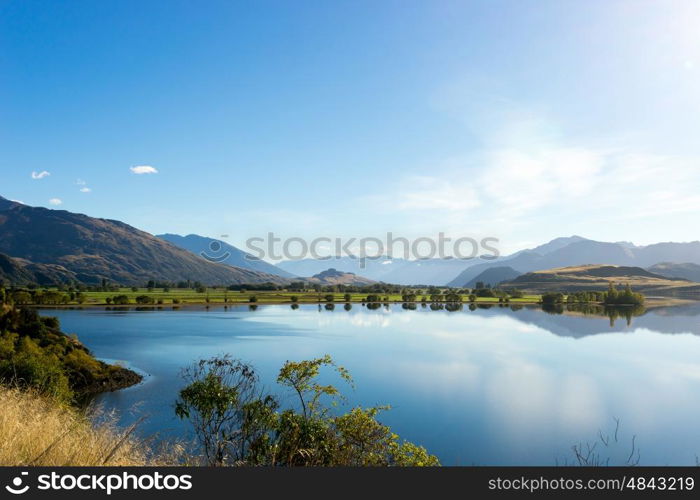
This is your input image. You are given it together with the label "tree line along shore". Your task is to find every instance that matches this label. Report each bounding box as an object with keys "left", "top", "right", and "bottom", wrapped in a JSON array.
[{"left": 0, "top": 281, "right": 646, "bottom": 307}]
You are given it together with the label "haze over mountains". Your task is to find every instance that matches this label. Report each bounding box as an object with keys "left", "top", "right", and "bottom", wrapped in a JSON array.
[
  {"left": 447, "top": 237, "right": 700, "bottom": 287},
  {"left": 647, "top": 262, "right": 700, "bottom": 282},
  {"left": 277, "top": 236, "right": 700, "bottom": 287},
  {"left": 157, "top": 234, "right": 295, "bottom": 279},
  {"left": 277, "top": 256, "right": 490, "bottom": 286},
  {"left": 0, "top": 196, "right": 287, "bottom": 286},
  {"left": 1, "top": 195, "right": 699, "bottom": 291}
]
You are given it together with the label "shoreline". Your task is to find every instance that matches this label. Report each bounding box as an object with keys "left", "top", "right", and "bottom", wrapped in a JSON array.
[{"left": 28, "top": 296, "right": 697, "bottom": 310}]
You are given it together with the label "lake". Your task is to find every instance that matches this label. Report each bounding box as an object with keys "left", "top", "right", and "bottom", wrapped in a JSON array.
[{"left": 44, "top": 302, "right": 700, "bottom": 465}]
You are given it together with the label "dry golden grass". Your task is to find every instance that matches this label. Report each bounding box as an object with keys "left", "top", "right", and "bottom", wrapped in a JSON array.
[{"left": 0, "top": 386, "right": 183, "bottom": 466}]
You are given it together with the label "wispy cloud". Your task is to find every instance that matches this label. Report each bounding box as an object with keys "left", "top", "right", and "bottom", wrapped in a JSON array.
[
  {"left": 130, "top": 165, "right": 158, "bottom": 175},
  {"left": 48, "top": 198, "right": 62, "bottom": 206},
  {"left": 31, "top": 170, "right": 50, "bottom": 180},
  {"left": 80, "top": 187, "right": 92, "bottom": 193},
  {"left": 381, "top": 147, "right": 700, "bottom": 230},
  {"left": 395, "top": 176, "right": 481, "bottom": 212},
  {"left": 362, "top": 86, "right": 700, "bottom": 252}
]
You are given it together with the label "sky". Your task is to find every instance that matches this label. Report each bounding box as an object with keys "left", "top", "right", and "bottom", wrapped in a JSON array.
[{"left": 2, "top": 0, "right": 700, "bottom": 258}]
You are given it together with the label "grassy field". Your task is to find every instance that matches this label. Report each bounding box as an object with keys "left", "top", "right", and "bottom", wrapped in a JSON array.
[
  {"left": 0, "top": 386, "right": 181, "bottom": 466},
  {"left": 32, "top": 288, "right": 543, "bottom": 306}
]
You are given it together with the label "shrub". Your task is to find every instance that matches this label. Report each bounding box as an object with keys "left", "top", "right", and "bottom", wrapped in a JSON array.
[
  {"left": 175, "top": 355, "right": 440, "bottom": 467},
  {"left": 135, "top": 295, "right": 155, "bottom": 305}
]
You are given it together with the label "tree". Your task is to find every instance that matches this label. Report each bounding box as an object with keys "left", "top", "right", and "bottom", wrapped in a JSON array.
[
  {"left": 111, "top": 295, "right": 130, "bottom": 305},
  {"left": 175, "top": 355, "right": 440, "bottom": 467},
  {"left": 135, "top": 295, "right": 155, "bottom": 305},
  {"left": 175, "top": 356, "right": 277, "bottom": 465},
  {"left": 277, "top": 355, "right": 352, "bottom": 418},
  {"left": 541, "top": 292, "right": 564, "bottom": 305}
]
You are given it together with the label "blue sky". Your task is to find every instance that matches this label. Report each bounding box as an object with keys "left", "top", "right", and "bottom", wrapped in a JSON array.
[{"left": 2, "top": 0, "right": 700, "bottom": 256}]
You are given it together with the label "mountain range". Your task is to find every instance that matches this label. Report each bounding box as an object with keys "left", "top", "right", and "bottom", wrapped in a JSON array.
[
  {"left": 447, "top": 237, "right": 700, "bottom": 287},
  {"left": 276, "top": 235, "right": 700, "bottom": 287},
  {"left": 0, "top": 196, "right": 288, "bottom": 286},
  {"left": 2, "top": 195, "right": 700, "bottom": 290},
  {"left": 647, "top": 262, "right": 700, "bottom": 282}
]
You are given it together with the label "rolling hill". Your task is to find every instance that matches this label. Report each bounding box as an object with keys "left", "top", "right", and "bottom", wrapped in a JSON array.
[
  {"left": 647, "top": 262, "right": 700, "bottom": 282},
  {"left": 463, "top": 266, "right": 522, "bottom": 288},
  {"left": 500, "top": 264, "right": 700, "bottom": 296},
  {"left": 0, "top": 196, "right": 288, "bottom": 286},
  {"left": 306, "top": 268, "right": 376, "bottom": 286}
]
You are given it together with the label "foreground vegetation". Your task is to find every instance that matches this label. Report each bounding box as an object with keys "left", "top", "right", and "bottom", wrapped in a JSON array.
[
  {"left": 0, "top": 305, "right": 141, "bottom": 401},
  {"left": 0, "top": 386, "right": 176, "bottom": 466},
  {"left": 0, "top": 353, "right": 439, "bottom": 467},
  {"left": 0, "top": 298, "right": 440, "bottom": 466},
  {"left": 175, "top": 355, "right": 440, "bottom": 466}
]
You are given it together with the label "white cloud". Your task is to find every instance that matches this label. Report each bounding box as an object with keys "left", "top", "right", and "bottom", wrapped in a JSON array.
[
  {"left": 130, "top": 165, "right": 158, "bottom": 175},
  {"left": 48, "top": 198, "right": 62, "bottom": 206},
  {"left": 363, "top": 102, "right": 700, "bottom": 253},
  {"left": 31, "top": 170, "right": 50, "bottom": 180},
  {"left": 76, "top": 178, "right": 86, "bottom": 185},
  {"left": 387, "top": 147, "right": 700, "bottom": 223},
  {"left": 80, "top": 187, "right": 91, "bottom": 193}
]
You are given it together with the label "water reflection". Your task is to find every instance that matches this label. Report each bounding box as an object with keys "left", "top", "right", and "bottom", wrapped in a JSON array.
[
  {"left": 44, "top": 301, "right": 700, "bottom": 465},
  {"left": 541, "top": 303, "right": 647, "bottom": 327}
]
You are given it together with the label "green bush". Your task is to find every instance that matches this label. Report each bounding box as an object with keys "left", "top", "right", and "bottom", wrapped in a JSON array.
[
  {"left": 175, "top": 354, "right": 440, "bottom": 467},
  {"left": 135, "top": 295, "right": 155, "bottom": 305}
]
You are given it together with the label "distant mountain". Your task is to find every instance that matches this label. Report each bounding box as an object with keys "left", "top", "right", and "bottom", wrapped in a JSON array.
[
  {"left": 648, "top": 262, "right": 700, "bottom": 282},
  {"left": 529, "top": 235, "right": 588, "bottom": 255},
  {"left": 306, "top": 268, "right": 376, "bottom": 286},
  {"left": 463, "top": 266, "right": 522, "bottom": 288},
  {"left": 277, "top": 256, "right": 495, "bottom": 286},
  {"left": 0, "top": 196, "right": 288, "bottom": 286},
  {"left": 635, "top": 242, "right": 700, "bottom": 267},
  {"left": 447, "top": 250, "right": 545, "bottom": 287},
  {"left": 157, "top": 234, "right": 295, "bottom": 279},
  {"left": 448, "top": 237, "right": 700, "bottom": 287},
  {"left": 377, "top": 258, "right": 490, "bottom": 286},
  {"left": 500, "top": 264, "right": 698, "bottom": 296},
  {"left": 277, "top": 256, "right": 410, "bottom": 281}
]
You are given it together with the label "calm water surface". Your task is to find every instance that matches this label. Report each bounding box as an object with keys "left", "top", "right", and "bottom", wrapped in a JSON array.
[{"left": 45, "top": 303, "right": 700, "bottom": 465}]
